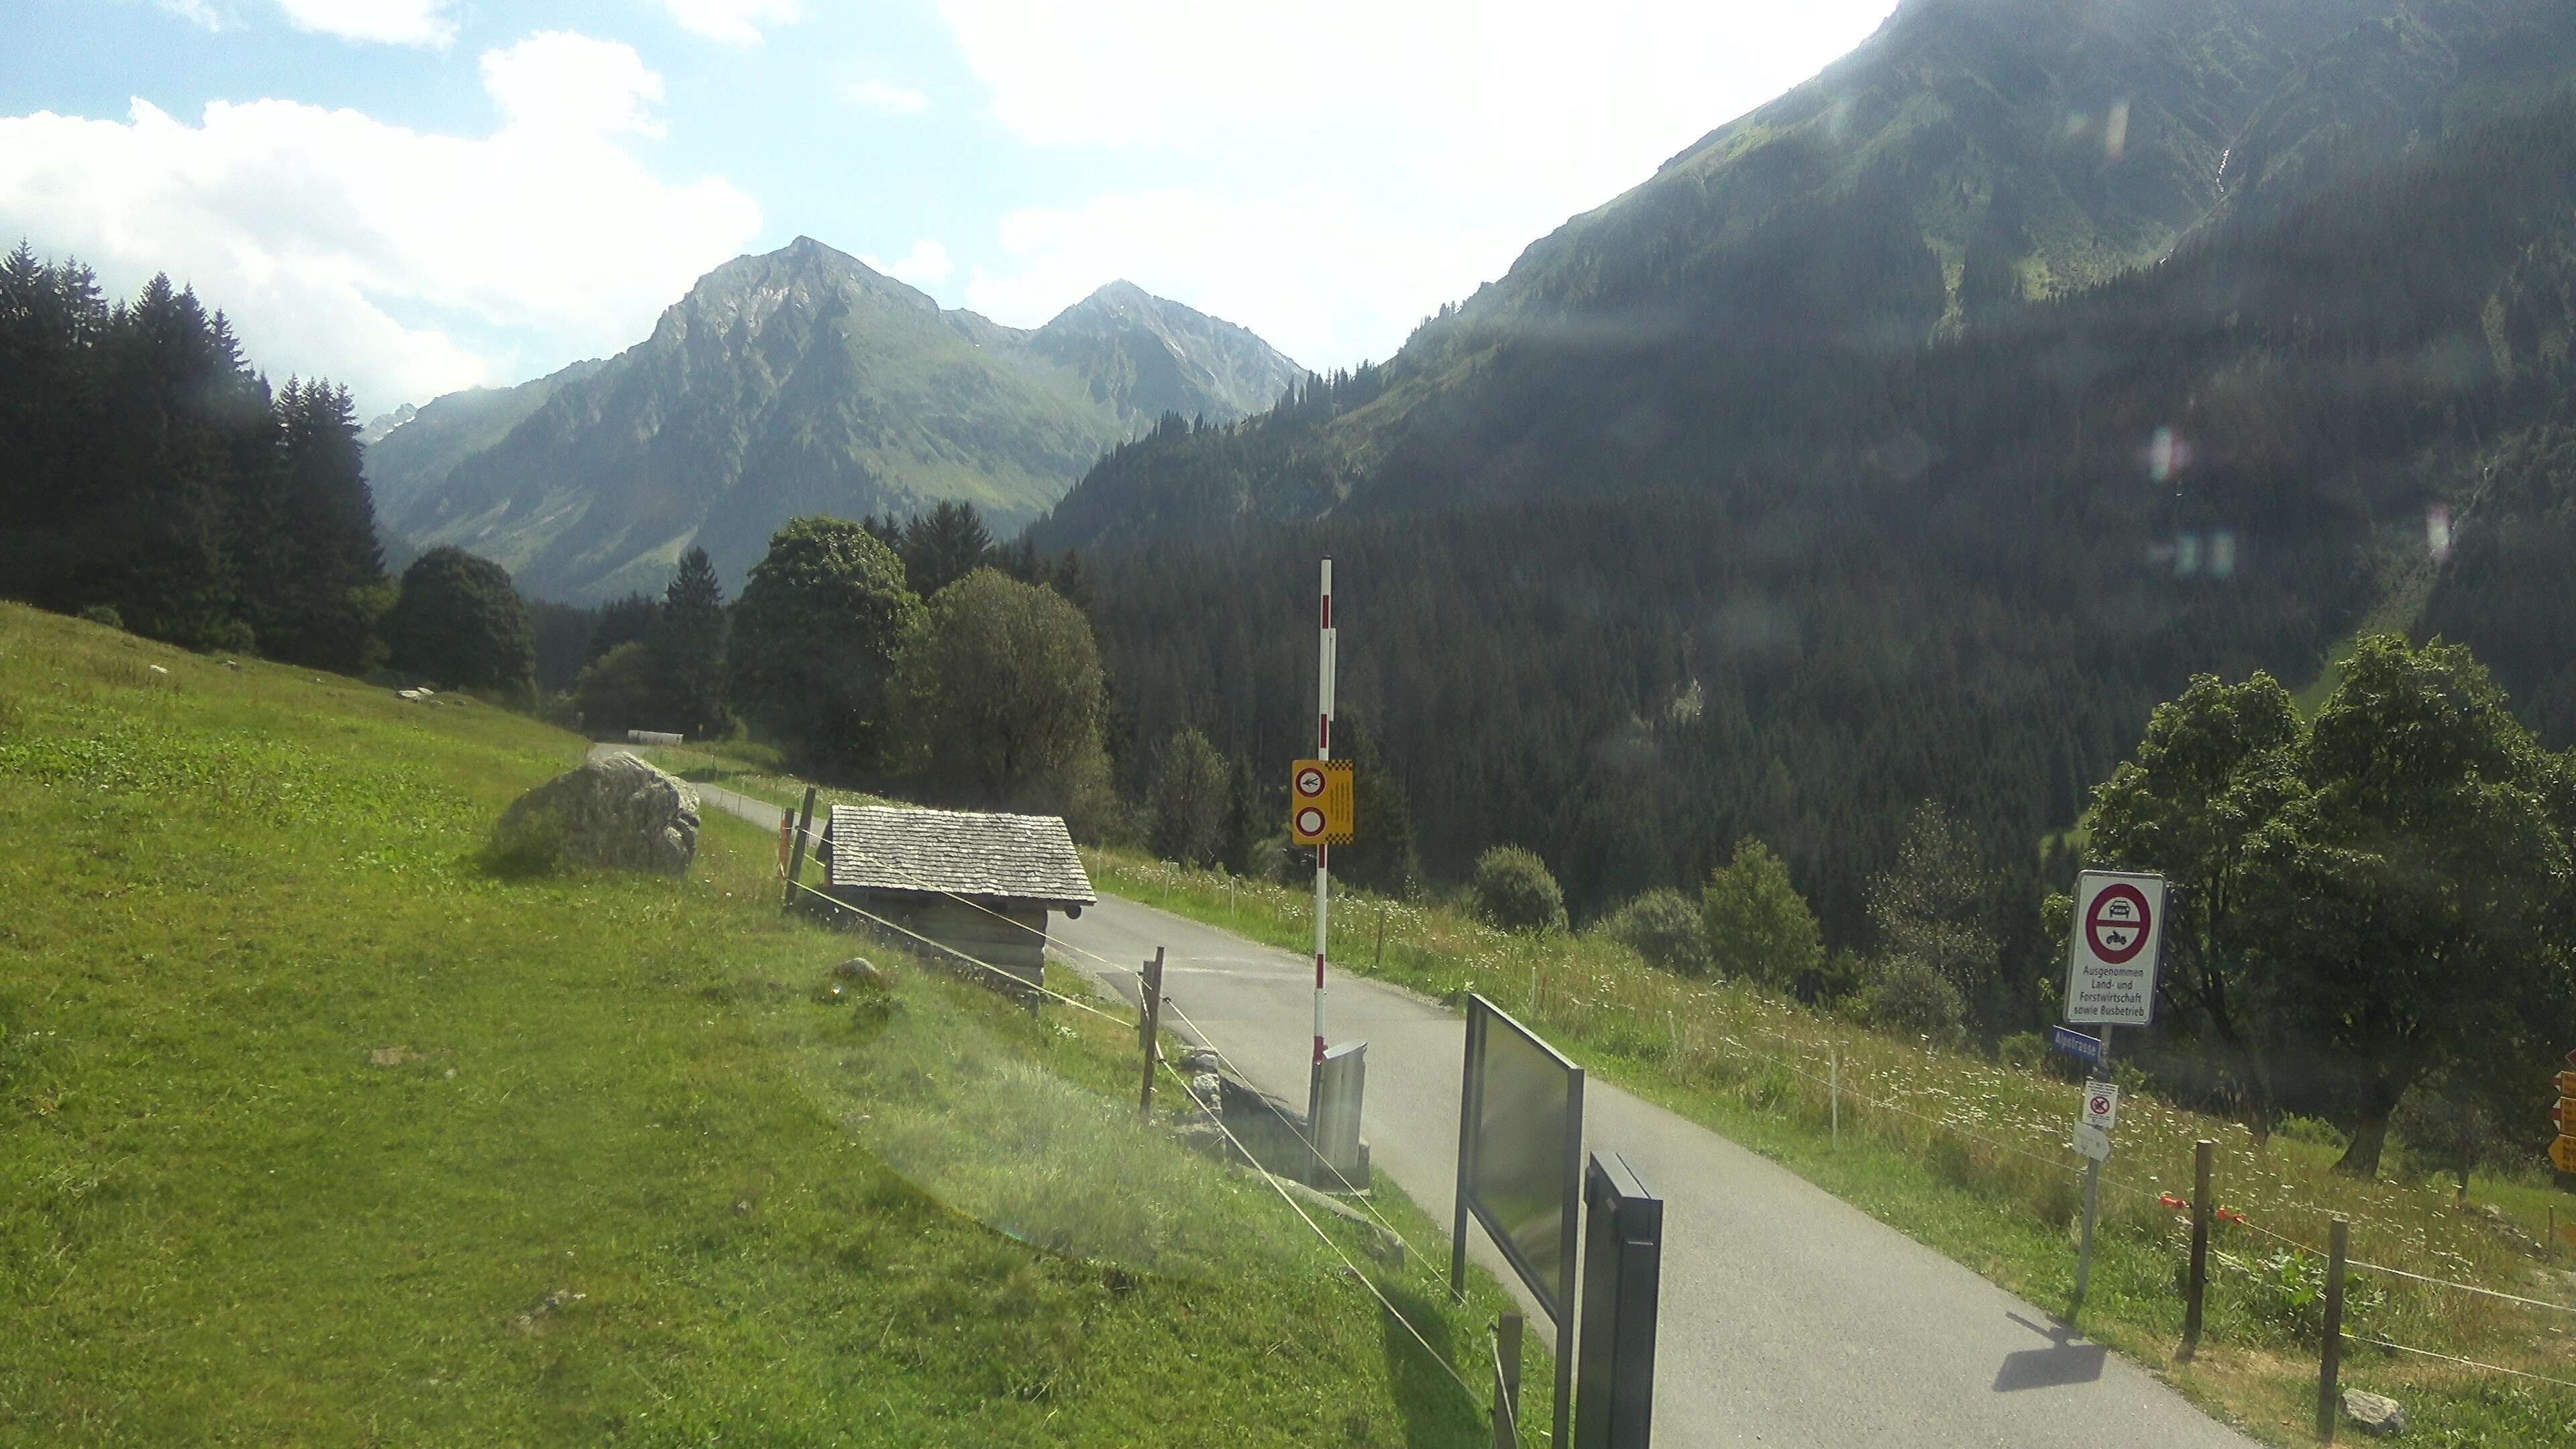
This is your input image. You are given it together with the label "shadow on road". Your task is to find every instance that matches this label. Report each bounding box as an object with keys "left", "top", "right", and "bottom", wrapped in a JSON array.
[{"left": 1993, "top": 1311, "right": 2108, "bottom": 1393}]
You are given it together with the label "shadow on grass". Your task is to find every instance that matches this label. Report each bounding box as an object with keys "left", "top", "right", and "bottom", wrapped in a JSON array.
[{"left": 1377, "top": 1275, "right": 1491, "bottom": 1447}]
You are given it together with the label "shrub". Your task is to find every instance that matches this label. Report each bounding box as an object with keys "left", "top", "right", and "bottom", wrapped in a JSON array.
[
  {"left": 2276, "top": 1114, "right": 2348, "bottom": 1151},
  {"left": 1148, "top": 727, "right": 1231, "bottom": 868},
  {"left": 1701, "top": 837, "right": 1825, "bottom": 992},
  {"left": 76, "top": 604, "right": 123, "bottom": 631},
  {"left": 1601, "top": 889, "right": 1710, "bottom": 975},
  {"left": 1471, "top": 846, "right": 1566, "bottom": 933},
  {"left": 1858, "top": 955, "right": 1965, "bottom": 1041}
]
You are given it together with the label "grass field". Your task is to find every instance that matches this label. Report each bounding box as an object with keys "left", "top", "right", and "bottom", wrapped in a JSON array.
[
  {"left": 0, "top": 604, "right": 1539, "bottom": 1447},
  {"left": 1083, "top": 851, "right": 2576, "bottom": 1449}
]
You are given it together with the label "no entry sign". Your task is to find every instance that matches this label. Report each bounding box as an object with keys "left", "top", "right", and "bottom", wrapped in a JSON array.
[{"left": 2065, "top": 870, "right": 2165, "bottom": 1026}]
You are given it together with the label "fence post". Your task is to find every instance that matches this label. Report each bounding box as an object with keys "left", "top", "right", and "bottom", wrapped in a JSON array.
[
  {"left": 1137, "top": 949, "right": 1166, "bottom": 1122},
  {"left": 1491, "top": 1311, "right": 1523, "bottom": 1449},
  {"left": 1830, "top": 1045, "right": 1841, "bottom": 1150},
  {"left": 2318, "top": 1218, "right": 2349, "bottom": 1444},
  {"left": 782, "top": 785, "right": 818, "bottom": 910},
  {"left": 2181, "top": 1138, "right": 2214, "bottom": 1360}
]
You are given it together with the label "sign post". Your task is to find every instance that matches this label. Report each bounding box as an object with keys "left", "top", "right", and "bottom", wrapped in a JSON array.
[
  {"left": 1291, "top": 559, "right": 1360, "bottom": 1128},
  {"left": 2063, "top": 870, "right": 2165, "bottom": 1318}
]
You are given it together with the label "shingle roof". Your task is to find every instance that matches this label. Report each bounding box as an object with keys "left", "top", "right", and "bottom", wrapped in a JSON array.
[{"left": 822, "top": 804, "right": 1096, "bottom": 907}]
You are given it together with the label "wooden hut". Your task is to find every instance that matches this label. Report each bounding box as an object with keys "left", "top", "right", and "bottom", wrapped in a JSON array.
[{"left": 814, "top": 804, "right": 1095, "bottom": 989}]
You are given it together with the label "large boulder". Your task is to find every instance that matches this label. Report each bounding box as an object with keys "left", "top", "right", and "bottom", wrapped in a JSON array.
[{"left": 492, "top": 752, "right": 700, "bottom": 875}]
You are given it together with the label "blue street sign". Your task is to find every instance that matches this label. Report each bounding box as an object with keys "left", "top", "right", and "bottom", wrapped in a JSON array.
[{"left": 2051, "top": 1026, "right": 2105, "bottom": 1064}]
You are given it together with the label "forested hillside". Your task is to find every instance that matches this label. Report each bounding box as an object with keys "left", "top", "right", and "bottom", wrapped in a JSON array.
[
  {"left": 0, "top": 245, "right": 384, "bottom": 669},
  {"left": 1067, "top": 89, "right": 2576, "bottom": 991}
]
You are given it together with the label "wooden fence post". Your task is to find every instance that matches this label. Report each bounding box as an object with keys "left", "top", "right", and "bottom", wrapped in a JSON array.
[
  {"left": 782, "top": 785, "right": 818, "bottom": 909},
  {"left": 1137, "top": 949, "right": 1166, "bottom": 1122},
  {"left": 2182, "top": 1138, "right": 2214, "bottom": 1360},
  {"left": 2318, "top": 1218, "right": 2349, "bottom": 1444}
]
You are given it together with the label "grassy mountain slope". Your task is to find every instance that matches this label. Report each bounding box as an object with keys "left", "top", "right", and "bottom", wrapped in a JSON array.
[
  {"left": 0, "top": 603, "right": 1523, "bottom": 1446},
  {"left": 362, "top": 358, "right": 608, "bottom": 529},
  {"left": 384, "top": 239, "right": 1300, "bottom": 603},
  {"left": 1032, "top": 0, "right": 2575, "bottom": 549}
]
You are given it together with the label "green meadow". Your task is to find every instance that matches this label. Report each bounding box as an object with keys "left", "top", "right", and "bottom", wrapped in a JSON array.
[{"left": 0, "top": 603, "right": 1533, "bottom": 1447}]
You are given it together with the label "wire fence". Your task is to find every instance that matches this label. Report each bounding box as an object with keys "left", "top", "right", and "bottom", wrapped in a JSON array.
[
  {"left": 773, "top": 831, "right": 1495, "bottom": 1426},
  {"left": 775, "top": 804, "right": 2576, "bottom": 1428}
]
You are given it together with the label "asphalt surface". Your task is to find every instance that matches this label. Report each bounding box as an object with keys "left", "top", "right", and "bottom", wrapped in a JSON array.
[
  {"left": 1054, "top": 892, "right": 2263, "bottom": 1449},
  {"left": 661, "top": 764, "right": 2258, "bottom": 1447}
]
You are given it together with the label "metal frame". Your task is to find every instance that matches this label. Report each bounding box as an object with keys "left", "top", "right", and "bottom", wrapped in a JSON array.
[
  {"left": 1576, "top": 1152, "right": 1663, "bottom": 1449},
  {"left": 1452, "top": 994, "right": 1584, "bottom": 1449}
]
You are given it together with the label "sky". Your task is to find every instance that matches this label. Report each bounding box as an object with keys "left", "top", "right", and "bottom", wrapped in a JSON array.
[{"left": 1, "top": 0, "right": 1901, "bottom": 418}]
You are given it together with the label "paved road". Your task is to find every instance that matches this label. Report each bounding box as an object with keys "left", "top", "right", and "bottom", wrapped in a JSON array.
[
  {"left": 657, "top": 761, "right": 2258, "bottom": 1447},
  {"left": 1055, "top": 893, "right": 2261, "bottom": 1449}
]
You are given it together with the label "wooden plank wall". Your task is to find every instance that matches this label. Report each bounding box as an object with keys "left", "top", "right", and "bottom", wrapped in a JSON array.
[{"left": 835, "top": 892, "right": 1048, "bottom": 988}]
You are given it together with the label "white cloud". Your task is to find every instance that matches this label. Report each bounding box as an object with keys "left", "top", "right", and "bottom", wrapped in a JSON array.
[
  {"left": 481, "top": 31, "right": 668, "bottom": 137},
  {"left": 0, "top": 32, "right": 762, "bottom": 413},
  {"left": 273, "top": 0, "right": 459, "bottom": 47},
  {"left": 661, "top": 0, "right": 802, "bottom": 46},
  {"left": 939, "top": 0, "right": 1901, "bottom": 366},
  {"left": 841, "top": 79, "right": 930, "bottom": 115},
  {"left": 861, "top": 239, "right": 953, "bottom": 288},
  {"left": 156, "top": 0, "right": 229, "bottom": 30}
]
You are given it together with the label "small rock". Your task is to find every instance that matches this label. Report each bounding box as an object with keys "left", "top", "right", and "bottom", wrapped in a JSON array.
[
  {"left": 221, "top": 659, "right": 239, "bottom": 670},
  {"left": 830, "top": 957, "right": 891, "bottom": 989},
  {"left": 1178, "top": 1047, "right": 1223, "bottom": 1074},
  {"left": 1188, "top": 1071, "right": 1225, "bottom": 1102},
  {"left": 2342, "top": 1389, "right": 2406, "bottom": 1436}
]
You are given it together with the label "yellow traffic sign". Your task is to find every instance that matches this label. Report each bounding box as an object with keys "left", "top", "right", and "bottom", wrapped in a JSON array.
[
  {"left": 2560, "top": 1071, "right": 2576, "bottom": 1096},
  {"left": 1289, "top": 758, "right": 1354, "bottom": 846},
  {"left": 2553, "top": 1135, "right": 2576, "bottom": 1175}
]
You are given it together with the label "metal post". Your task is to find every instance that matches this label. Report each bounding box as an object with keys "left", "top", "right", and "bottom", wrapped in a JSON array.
[
  {"left": 1137, "top": 949, "right": 1165, "bottom": 1122},
  {"left": 2074, "top": 1025, "right": 2114, "bottom": 1318},
  {"left": 2182, "top": 1138, "right": 2214, "bottom": 1360},
  {"left": 2318, "top": 1219, "right": 2349, "bottom": 1444},
  {"left": 1492, "top": 1312, "right": 1523, "bottom": 1449},
  {"left": 1310, "top": 557, "right": 1335, "bottom": 1118},
  {"left": 1451, "top": 1005, "right": 1484, "bottom": 1303}
]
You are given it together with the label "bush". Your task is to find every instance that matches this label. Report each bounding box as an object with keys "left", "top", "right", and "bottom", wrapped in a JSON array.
[
  {"left": 2236, "top": 1250, "right": 2383, "bottom": 1346},
  {"left": 1471, "top": 846, "right": 1566, "bottom": 933},
  {"left": 1701, "top": 837, "right": 1825, "bottom": 992},
  {"left": 1148, "top": 727, "right": 1231, "bottom": 868},
  {"left": 76, "top": 604, "right": 123, "bottom": 631},
  {"left": 2276, "top": 1114, "right": 2349, "bottom": 1151},
  {"left": 1601, "top": 889, "right": 1709, "bottom": 975},
  {"left": 1997, "top": 1032, "right": 2047, "bottom": 1072},
  {"left": 1858, "top": 956, "right": 1965, "bottom": 1041},
  {"left": 385, "top": 546, "right": 535, "bottom": 694}
]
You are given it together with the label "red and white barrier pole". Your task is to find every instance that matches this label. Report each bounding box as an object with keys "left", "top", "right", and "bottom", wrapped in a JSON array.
[{"left": 1313, "top": 557, "right": 1334, "bottom": 1070}]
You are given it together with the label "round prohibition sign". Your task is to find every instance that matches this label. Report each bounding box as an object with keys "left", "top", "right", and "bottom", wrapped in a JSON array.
[
  {"left": 2085, "top": 883, "right": 2153, "bottom": 964},
  {"left": 1295, "top": 806, "right": 1328, "bottom": 836},
  {"left": 1295, "top": 766, "right": 1328, "bottom": 798},
  {"left": 2089, "top": 1092, "right": 2114, "bottom": 1118}
]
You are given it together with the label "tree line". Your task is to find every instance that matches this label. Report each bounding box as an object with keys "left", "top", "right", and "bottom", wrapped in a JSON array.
[{"left": 1, "top": 245, "right": 384, "bottom": 670}]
